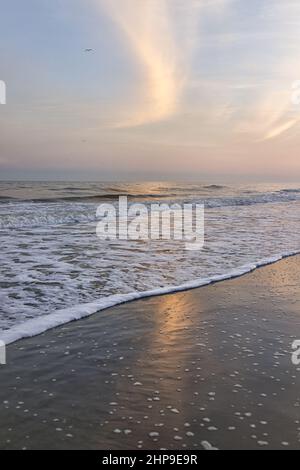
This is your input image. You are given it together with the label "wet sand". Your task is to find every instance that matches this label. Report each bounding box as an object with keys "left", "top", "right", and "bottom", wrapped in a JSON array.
[{"left": 0, "top": 256, "right": 299, "bottom": 450}]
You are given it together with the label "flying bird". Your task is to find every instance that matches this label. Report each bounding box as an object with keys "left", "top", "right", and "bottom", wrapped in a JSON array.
[{"left": 84, "top": 48, "right": 94, "bottom": 52}]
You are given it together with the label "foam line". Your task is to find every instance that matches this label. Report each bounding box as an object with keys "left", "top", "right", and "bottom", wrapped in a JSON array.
[{"left": 1, "top": 251, "right": 299, "bottom": 346}]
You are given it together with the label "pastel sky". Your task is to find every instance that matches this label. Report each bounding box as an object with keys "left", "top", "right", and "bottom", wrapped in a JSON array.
[{"left": 0, "top": 0, "right": 300, "bottom": 181}]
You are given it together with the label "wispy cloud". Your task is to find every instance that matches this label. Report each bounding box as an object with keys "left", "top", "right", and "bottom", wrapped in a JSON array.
[
  {"left": 2, "top": 0, "right": 300, "bottom": 179},
  {"left": 99, "top": 0, "right": 190, "bottom": 127},
  {"left": 263, "top": 118, "right": 298, "bottom": 141},
  {"left": 98, "top": 0, "right": 300, "bottom": 145},
  {"left": 98, "top": 0, "right": 205, "bottom": 127}
]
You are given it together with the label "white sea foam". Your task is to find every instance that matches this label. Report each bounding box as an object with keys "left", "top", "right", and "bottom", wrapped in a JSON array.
[
  {"left": 1, "top": 250, "right": 299, "bottom": 346},
  {"left": 1, "top": 182, "right": 300, "bottom": 344},
  {"left": 1, "top": 187, "right": 300, "bottom": 229}
]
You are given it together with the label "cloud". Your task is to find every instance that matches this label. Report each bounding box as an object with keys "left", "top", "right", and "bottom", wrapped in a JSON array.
[
  {"left": 98, "top": 0, "right": 300, "bottom": 146},
  {"left": 98, "top": 0, "right": 205, "bottom": 127},
  {"left": 262, "top": 118, "right": 298, "bottom": 141}
]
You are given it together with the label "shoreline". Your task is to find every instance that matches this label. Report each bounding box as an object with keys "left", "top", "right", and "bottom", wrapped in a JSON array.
[
  {"left": 1, "top": 250, "right": 300, "bottom": 346},
  {"left": 0, "top": 255, "right": 299, "bottom": 449}
]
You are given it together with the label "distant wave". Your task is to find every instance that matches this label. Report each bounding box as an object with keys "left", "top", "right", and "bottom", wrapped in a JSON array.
[
  {"left": 0, "top": 193, "right": 178, "bottom": 203},
  {"left": 33, "top": 193, "right": 178, "bottom": 202},
  {"left": 2, "top": 186, "right": 300, "bottom": 204},
  {"left": 0, "top": 250, "right": 299, "bottom": 346},
  {"left": 0, "top": 196, "right": 14, "bottom": 202},
  {"left": 279, "top": 188, "right": 300, "bottom": 194},
  {"left": 203, "top": 184, "right": 226, "bottom": 190},
  {"left": 1, "top": 190, "right": 300, "bottom": 229}
]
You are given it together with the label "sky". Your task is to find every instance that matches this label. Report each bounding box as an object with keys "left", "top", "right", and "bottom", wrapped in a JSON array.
[{"left": 0, "top": 0, "right": 300, "bottom": 181}]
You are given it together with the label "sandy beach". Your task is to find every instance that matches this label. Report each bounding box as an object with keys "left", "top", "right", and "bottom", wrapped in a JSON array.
[
  {"left": 0, "top": 256, "right": 299, "bottom": 450},
  {"left": 2, "top": 0, "right": 300, "bottom": 455}
]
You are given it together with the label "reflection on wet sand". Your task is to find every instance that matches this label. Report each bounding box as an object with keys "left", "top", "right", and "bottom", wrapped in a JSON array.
[{"left": 0, "top": 257, "right": 299, "bottom": 449}]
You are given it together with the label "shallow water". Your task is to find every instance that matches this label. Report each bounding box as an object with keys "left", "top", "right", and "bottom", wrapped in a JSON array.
[
  {"left": 0, "top": 181, "right": 300, "bottom": 341},
  {"left": 0, "top": 257, "right": 299, "bottom": 450}
]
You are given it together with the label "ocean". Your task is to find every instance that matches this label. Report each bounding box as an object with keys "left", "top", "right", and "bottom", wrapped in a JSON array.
[{"left": 0, "top": 181, "right": 299, "bottom": 344}]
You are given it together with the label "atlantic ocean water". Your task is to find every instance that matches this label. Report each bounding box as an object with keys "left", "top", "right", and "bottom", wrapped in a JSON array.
[{"left": 0, "top": 181, "right": 299, "bottom": 344}]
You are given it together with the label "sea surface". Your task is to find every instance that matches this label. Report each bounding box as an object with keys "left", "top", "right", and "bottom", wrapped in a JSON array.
[{"left": 0, "top": 181, "right": 300, "bottom": 344}]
